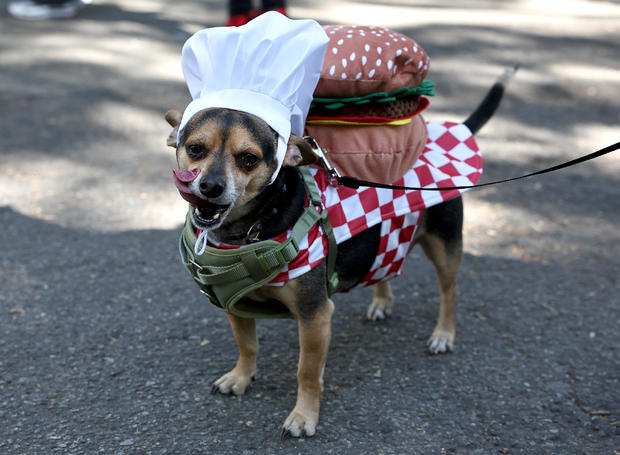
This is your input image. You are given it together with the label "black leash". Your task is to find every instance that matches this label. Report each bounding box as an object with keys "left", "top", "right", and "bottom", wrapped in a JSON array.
[{"left": 336, "top": 141, "right": 620, "bottom": 191}]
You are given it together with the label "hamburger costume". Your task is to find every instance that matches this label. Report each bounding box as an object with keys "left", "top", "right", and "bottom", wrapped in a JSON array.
[
  {"left": 306, "top": 24, "right": 435, "bottom": 184},
  {"left": 175, "top": 13, "right": 484, "bottom": 318}
]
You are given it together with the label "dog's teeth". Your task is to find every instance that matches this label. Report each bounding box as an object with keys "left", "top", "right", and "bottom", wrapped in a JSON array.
[{"left": 213, "top": 212, "right": 220, "bottom": 220}]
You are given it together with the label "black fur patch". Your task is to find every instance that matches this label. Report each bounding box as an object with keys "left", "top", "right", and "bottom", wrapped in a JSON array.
[
  {"left": 334, "top": 225, "right": 381, "bottom": 290},
  {"left": 218, "top": 166, "right": 305, "bottom": 244},
  {"left": 418, "top": 196, "right": 463, "bottom": 255}
]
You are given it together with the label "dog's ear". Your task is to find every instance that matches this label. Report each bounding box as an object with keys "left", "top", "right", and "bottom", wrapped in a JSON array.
[
  {"left": 165, "top": 110, "right": 183, "bottom": 148},
  {"left": 283, "top": 134, "right": 320, "bottom": 167}
]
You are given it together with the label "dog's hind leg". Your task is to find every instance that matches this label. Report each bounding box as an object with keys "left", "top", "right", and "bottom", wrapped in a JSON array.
[
  {"left": 419, "top": 233, "right": 461, "bottom": 354},
  {"left": 366, "top": 281, "right": 394, "bottom": 320},
  {"left": 415, "top": 197, "right": 463, "bottom": 354},
  {"left": 211, "top": 314, "right": 258, "bottom": 395}
]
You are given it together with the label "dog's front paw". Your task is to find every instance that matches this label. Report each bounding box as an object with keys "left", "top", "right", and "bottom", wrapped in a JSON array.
[
  {"left": 211, "top": 371, "right": 254, "bottom": 395},
  {"left": 427, "top": 329, "right": 454, "bottom": 354},
  {"left": 281, "top": 407, "right": 319, "bottom": 438},
  {"left": 366, "top": 295, "right": 393, "bottom": 321}
]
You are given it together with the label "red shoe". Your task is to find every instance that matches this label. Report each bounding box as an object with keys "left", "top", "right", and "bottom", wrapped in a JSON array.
[
  {"left": 271, "top": 7, "right": 287, "bottom": 16},
  {"left": 225, "top": 12, "right": 250, "bottom": 26},
  {"left": 247, "top": 8, "right": 261, "bottom": 20},
  {"left": 225, "top": 7, "right": 285, "bottom": 26},
  {"left": 225, "top": 9, "right": 261, "bottom": 26},
  {"left": 256, "top": 7, "right": 287, "bottom": 17}
]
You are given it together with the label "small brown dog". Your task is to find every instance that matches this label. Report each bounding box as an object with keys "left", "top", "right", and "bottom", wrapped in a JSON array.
[{"left": 164, "top": 69, "right": 510, "bottom": 436}]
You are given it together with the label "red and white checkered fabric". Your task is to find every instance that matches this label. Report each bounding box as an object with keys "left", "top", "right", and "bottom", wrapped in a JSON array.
[{"left": 201, "top": 120, "right": 482, "bottom": 287}]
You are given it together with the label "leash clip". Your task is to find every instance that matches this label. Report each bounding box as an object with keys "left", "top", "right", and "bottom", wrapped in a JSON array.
[{"left": 303, "top": 136, "right": 342, "bottom": 186}]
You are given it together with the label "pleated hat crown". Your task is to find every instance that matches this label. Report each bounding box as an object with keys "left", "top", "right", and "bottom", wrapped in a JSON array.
[{"left": 178, "top": 12, "right": 329, "bottom": 182}]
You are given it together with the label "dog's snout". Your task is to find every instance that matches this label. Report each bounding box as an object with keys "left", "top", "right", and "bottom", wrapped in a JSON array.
[{"left": 199, "top": 177, "right": 225, "bottom": 198}]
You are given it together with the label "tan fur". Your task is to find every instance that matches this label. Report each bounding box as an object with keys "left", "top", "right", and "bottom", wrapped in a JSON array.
[
  {"left": 250, "top": 280, "right": 334, "bottom": 437},
  {"left": 222, "top": 124, "right": 273, "bottom": 207},
  {"left": 212, "top": 314, "right": 258, "bottom": 395},
  {"left": 284, "top": 298, "right": 333, "bottom": 437},
  {"left": 417, "top": 234, "right": 460, "bottom": 354},
  {"left": 165, "top": 109, "right": 182, "bottom": 148},
  {"left": 286, "top": 134, "right": 321, "bottom": 167},
  {"left": 366, "top": 281, "right": 394, "bottom": 321},
  {"left": 227, "top": 125, "right": 266, "bottom": 161},
  {"left": 178, "top": 128, "right": 222, "bottom": 170}
]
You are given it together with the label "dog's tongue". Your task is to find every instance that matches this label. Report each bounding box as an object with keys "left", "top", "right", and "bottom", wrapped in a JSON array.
[
  {"left": 173, "top": 168, "right": 201, "bottom": 182},
  {"left": 172, "top": 168, "right": 206, "bottom": 206}
]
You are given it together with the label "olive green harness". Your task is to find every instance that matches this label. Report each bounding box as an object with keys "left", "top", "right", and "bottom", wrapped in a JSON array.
[{"left": 178, "top": 167, "right": 338, "bottom": 319}]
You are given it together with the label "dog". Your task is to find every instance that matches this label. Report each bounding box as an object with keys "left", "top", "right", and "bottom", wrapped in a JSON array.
[{"left": 164, "top": 67, "right": 513, "bottom": 438}]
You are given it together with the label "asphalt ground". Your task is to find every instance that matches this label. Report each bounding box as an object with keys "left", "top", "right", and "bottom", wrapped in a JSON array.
[{"left": 1, "top": 0, "right": 619, "bottom": 453}]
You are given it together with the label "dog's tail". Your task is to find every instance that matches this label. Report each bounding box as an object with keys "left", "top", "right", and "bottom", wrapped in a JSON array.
[{"left": 463, "top": 64, "right": 519, "bottom": 134}]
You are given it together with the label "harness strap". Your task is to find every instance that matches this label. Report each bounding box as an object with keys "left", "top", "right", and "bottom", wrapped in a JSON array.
[
  {"left": 299, "top": 167, "right": 339, "bottom": 294},
  {"left": 178, "top": 166, "right": 339, "bottom": 318},
  {"left": 191, "top": 205, "right": 319, "bottom": 287}
]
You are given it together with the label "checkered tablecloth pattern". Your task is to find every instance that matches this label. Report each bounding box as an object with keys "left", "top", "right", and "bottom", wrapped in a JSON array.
[{"left": 202, "top": 120, "right": 483, "bottom": 287}]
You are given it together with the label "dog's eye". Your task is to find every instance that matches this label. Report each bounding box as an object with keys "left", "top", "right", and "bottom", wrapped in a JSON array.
[
  {"left": 237, "top": 152, "right": 259, "bottom": 170},
  {"left": 186, "top": 144, "right": 207, "bottom": 158}
]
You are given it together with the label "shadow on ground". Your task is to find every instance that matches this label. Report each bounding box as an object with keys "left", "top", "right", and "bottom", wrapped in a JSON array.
[{"left": 1, "top": 207, "right": 617, "bottom": 453}]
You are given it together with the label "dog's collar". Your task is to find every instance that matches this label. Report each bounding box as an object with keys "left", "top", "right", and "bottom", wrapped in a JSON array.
[
  {"left": 178, "top": 167, "right": 339, "bottom": 318},
  {"left": 196, "top": 220, "right": 262, "bottom": 250}
]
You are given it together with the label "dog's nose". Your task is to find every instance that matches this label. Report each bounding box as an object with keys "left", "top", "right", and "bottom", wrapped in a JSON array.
[{"left": 199, "top": 177, "right": 225, "bottom": 198}]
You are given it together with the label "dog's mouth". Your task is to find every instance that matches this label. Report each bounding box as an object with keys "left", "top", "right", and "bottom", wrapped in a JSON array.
[
  {"left": 173, "top": 168, "right": 231, "bottom": 229},
  {"left": 191, "top": 202, "right": 230, "bottom": 228}
]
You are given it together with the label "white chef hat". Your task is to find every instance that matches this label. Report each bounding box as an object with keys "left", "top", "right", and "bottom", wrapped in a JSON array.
[{"left": 178, "top": 12, "right": 329, "bottom": 183}]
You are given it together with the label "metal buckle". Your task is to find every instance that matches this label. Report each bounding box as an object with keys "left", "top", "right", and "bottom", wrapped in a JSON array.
[
  {"left": 188, "top": 257, "right": 204, "bottom": 271},
  {"left": 199, "top": 288, "right": 222, "bottom": 307},
  {"left": 303, "top": 136, "right": 342, "bottom": 187}
]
